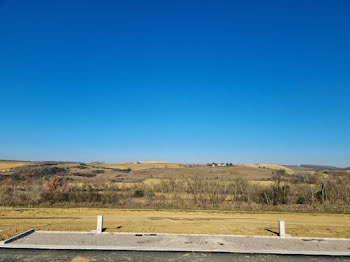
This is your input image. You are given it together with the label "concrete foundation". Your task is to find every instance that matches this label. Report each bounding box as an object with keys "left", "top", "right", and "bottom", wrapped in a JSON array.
[{"left": 1, "top": 231, "right": 350, "bottom": 256}]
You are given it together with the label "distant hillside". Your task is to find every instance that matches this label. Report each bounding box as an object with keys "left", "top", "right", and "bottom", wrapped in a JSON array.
[
  {"left": 238, "top": 164, "right": 295, "bottom": 174},
  {"left": 300, "top": 164, "right": 340, "bottom": 170},
  {"left": 285, "top": 164, "right": 340, "bottom": 172},
  {"left": 98, "top": 161, "right": 182, "bottom": 170},
  {"left": 2, "top": 159, "right": 346, "bottom": 173}
]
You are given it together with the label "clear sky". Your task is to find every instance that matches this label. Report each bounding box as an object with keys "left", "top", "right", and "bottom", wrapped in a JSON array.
[{"left": 1, "top": 0, "right": 349, "bottom": 166}]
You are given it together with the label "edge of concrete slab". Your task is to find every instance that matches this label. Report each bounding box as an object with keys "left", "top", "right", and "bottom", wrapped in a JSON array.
[
  {"left": 1, "top": 230, "right": 350, "bottom": 256},
  {"left": 0, "top": 229, "right": 35, "bottom": 245},
  {"left": 35, "top": 230, "right": 350, "bottom": 241},
  {"left": 1, "top": 243, "right": 350, "bottom": 256}
]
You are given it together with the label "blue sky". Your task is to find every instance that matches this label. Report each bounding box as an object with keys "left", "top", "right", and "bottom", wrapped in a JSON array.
[{"left": 1, "top": 0, "right": 349, "bottom": 166}]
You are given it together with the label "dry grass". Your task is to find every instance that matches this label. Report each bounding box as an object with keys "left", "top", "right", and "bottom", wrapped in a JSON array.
[
  {"left": 131, "top": 165, "right": 274, "bottom": 182},
  {"left": 143, "top": 178, "right": 163, "bottom": 185},
  {"left": 0, "top": 227, "right": 26, "bottom": 241},
  {"left": 238, "top": 164, "right": 295, "bottom": 174},
  {"left": 71, "top": 257, "right": 96, "bottom": 262},
  {"left": 250, "top": 180, "right": 274, "bottom": 186},
  {"left": 1, "top": 207, "right": 350, "bottom": 240},
  {"left": 99, "top": 161, "right": 182, "bottom": 170},
  {"left": 0, "top": 161, "right": 33, "bottom": 172}
]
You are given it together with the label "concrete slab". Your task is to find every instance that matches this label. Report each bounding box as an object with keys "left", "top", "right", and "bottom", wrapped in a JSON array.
[{"left": 1, "top": 231, "right": 350, "bottom": 256}]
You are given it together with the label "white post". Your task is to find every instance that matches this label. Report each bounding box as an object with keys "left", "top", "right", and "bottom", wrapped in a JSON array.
[
  {"left": 278, "top": 220, "right": 285, "bottom": 238},
  {"left": 97, "top": 215, "right": 103, "bottom": 234}
]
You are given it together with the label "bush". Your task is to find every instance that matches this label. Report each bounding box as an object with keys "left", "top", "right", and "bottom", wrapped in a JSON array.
[
  {"left": 76, "top": 165, "right": 88, "bottom": 169},
  {"left": 115, "top": 168, "right": 131, "bottom": 173},
  {"left": 92, "top": 170, "right": 105, "bottom": 174},
  {"left": 296, "top": 196, "right": 306, "bottom": 204},
  {"left": 134, "top": 190, "right": 144, "bottom": 198},
  {"left": 12, "top": 166, "right": 67, "bottom": 180},
  {"left": 72, "top": 172, "right": 97, "bottom": 177},
  {"left": 45, "top": 176, "right": 67, "bottom": 193}
]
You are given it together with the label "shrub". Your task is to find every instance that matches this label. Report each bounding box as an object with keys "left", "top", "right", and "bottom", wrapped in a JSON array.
[
  {"left": 296, "top": 196, "right": 306, "bottom": 204},
  {"left": 134, "top": 190, "right": 144, "bottom": 198},
  {"left": 92, "top": 170, "right": 105, "bottom": 174},
  {"left": 72, "top": 172, "right": 97, "bottom": 177},
  {"left": 45, "top": 176, "right": 67, "bottom": 193}
]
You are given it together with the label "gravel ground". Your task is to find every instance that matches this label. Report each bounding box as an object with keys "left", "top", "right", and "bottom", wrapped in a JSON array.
[{"left": 3, "top": 231, "right": 350, "bottom": 255}]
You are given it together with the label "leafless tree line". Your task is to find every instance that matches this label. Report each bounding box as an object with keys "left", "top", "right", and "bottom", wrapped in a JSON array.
[{"left": 1, "top": 169, "right": 350, "bottom": 211}]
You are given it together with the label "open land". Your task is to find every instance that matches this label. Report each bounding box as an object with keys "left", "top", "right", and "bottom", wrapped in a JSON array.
[
  {"left": 1, "top": 207, "right": 350, "bottom": 240},
  {"left": 1, "top": 160, "right": 350, "bottom": 241}
]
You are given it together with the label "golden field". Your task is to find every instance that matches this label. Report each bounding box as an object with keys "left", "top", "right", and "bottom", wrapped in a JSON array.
[
  {"left": 238, "top": 164, "right": 295, "bottom": 174},
  {"left": 98, "top": 161, "right": 182, "bottom": 170},
  {"left": 1, "top": 207, "right": 350, "bottom": 240},
  {"left": 0, "top": 161, "right": 32, "bottom": 172}
]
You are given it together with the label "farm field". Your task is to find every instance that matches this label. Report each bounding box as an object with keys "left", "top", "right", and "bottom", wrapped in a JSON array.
[
  {"left": 0, "top": 161, "right": 33, "bottom": 172},
  {"left": 98, "top": 161, "right": 182, "bottom": 171},
  {"left": 237, "top": 164, "right": 296, "bottom": 174},
  {"left": 0, "top": 161, "right": 276, "bottom": 183},
  {"left": 1, "top": 207, "right": 350, "bottom": 240}
]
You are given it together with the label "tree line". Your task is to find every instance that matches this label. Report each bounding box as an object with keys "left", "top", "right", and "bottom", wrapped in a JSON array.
[{"left": 1, "top": 168, "right": 350, "bottom": 212}]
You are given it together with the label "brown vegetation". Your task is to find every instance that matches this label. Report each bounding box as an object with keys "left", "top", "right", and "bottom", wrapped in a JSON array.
[{"left": 0, "top": 162, "right": 349, "bottom": 212}]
